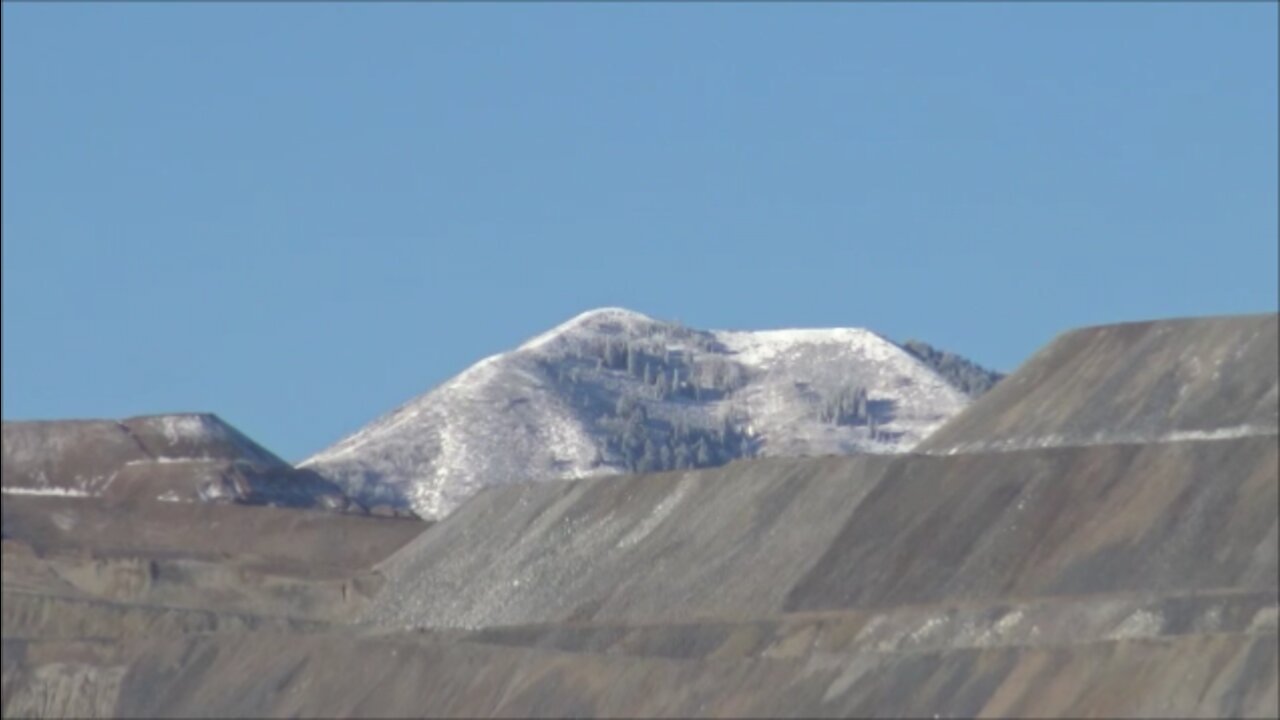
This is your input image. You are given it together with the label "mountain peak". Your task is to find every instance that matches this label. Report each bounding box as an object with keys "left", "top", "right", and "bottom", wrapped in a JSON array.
[
  {"left": 573, "top": 306, "right": 654, "bottom": 323},
  {"left": 517, "top": 307, "right": 658, "bottom": 352},
  {"left": 303, "top": 312, "right": 998, "bottom": 519}
]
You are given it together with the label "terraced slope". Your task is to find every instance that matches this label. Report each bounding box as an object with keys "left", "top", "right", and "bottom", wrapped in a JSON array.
[
  {"left": 1, "top": 496, "right": 426, "bottom": 623},
  {"left": 364, "top": 455, "right": 892, "bottom": 628},
  {"left": 2, "top": 313, "right": 1276, "bottom": 718},
  {"left": 362, "top": 435, "right": 1277, "bottom": 629},
  {"left": 1, "top": 591, "right": 327, "bottom": 642},
  {"left": 917, "top": 313, "right": 1278, "bottom": 454},
  {"left": 456, "top": 589, "right": 1278, "bottom": 660},
  {"left": 1, "top": 496, "right": 425, "bottom": 570},
  {"left": 4, "top": 626, "right": 1273, "bottom": 718}
]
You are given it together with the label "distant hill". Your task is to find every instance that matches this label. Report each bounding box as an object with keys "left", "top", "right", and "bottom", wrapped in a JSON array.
[
  {"left": 302, "top": 308, "right": 998, "bottom": 519},
  {"left": 1, "top": 413, "right": 363, "bottom": 513}
]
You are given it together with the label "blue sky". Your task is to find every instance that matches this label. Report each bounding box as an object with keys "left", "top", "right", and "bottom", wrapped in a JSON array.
[{"left": 3, "top": 2, "right": 1276, "bottom": 461}]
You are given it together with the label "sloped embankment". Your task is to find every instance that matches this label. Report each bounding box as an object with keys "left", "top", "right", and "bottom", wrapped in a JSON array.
[
  {"left": 5, "top": 624, "right": 1271, "bottom": 718},
  {"left": 1, "top": 496, "right": 426, "bottom": 621},
  {"left": 1, "top": 495, "right": 424, "bottom": 570},
  {"left": 359, "top": 435, "right": 1276, "bottom": 629},
  {"left": 916, "top": 313, "right": 1277, "bottom": 454}
]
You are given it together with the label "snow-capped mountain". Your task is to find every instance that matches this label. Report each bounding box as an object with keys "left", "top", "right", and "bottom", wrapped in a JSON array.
[{"left": 302, "top": 308, "right": 993, "bottom": 519}]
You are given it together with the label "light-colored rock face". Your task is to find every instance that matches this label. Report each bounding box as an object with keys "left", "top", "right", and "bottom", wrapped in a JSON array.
[{"left": 302, "top": 308, "right": 974, "bottom": 519}]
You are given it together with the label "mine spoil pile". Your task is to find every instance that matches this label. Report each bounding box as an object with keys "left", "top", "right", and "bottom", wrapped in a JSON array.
[{"left": 2, "top": 314, "right": 1276, "bottom": 718}]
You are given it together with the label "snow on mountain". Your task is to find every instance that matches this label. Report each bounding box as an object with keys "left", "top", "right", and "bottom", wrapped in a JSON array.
[{"left": 301, "top": 308, "right": 980, "bottom": 519}]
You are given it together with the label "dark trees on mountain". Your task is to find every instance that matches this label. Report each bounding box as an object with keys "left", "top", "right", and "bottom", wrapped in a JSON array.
[
  {"left": 626, "top": 343, "right": 638, "bottom": 376},
  {"left": 819, "top": 385, "right": 869, "bottom": 426}
]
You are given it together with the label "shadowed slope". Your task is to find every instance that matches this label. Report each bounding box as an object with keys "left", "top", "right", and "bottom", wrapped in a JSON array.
[{"left": 4, "top": 627, "right": 1272, "bottom": 718}]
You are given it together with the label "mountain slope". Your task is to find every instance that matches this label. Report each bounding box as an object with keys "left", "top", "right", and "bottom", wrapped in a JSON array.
[
  {"left": 917, "top": 313, "right": 1278, "bottom": 454},
  {"left": 301, "top": 308, "right": 985, "bottom": 519},
  {"left": 1, "top": 414, "right": 361, "bottom": 513},
  {"left": 900, "top": 338, "right": 1005, "bottom": 396}
]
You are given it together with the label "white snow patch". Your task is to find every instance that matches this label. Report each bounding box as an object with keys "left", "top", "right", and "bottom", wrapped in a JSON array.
[
  {"left": 905, "top": 615, "right": 948, "bottom": 646},
  {"left": 1246, "top": 605, "right": 1278, "bottom": 633},
  {"left": 125, "top": 457, "right": 217, "bottom": 466},
  {"left": 1108, "top": 609, "right": 1165, "bottom": 640},
  {"left": 517, "top": 307, "right": 656, "bottom": 353},
  {"left": 931, "top": 425, "right": 1276, "bottom": 455},
  {"left": 2, "top": 486, "right": 93, "bottom": 498},
  {"left": 156, "top": 415, "right": 217, "bottom": 444},
  {"left": 617, "top": 479, "right": 691, "bottom": 549}
]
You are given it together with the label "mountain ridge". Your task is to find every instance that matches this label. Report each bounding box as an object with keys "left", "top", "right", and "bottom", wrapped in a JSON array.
[{"left": 302, "top": 307, "right": 998, "bottom": 519}]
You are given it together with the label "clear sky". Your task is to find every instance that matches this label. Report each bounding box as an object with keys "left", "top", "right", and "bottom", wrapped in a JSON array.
[{"left": 3, "top": 2, "right": 1276, "bottom": 462}]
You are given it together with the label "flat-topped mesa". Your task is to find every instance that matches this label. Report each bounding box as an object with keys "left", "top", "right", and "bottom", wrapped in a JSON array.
[
  {"left": 1, "top": 413, "right": 359, "bottom": 512},
  {"left": 917, "top": 313, "right": 1279, "bottom": 455}
]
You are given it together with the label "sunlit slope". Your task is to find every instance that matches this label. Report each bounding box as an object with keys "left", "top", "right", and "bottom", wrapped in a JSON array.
[
  {"left": 6, "top": 627, "right": 1271, "bottom": 718},
  {"left": 917, "top": 313, "right": 1278, "bottom": 454},
  {"left": 364, "top": 436, "right": 1276, "bottom": 629}
]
